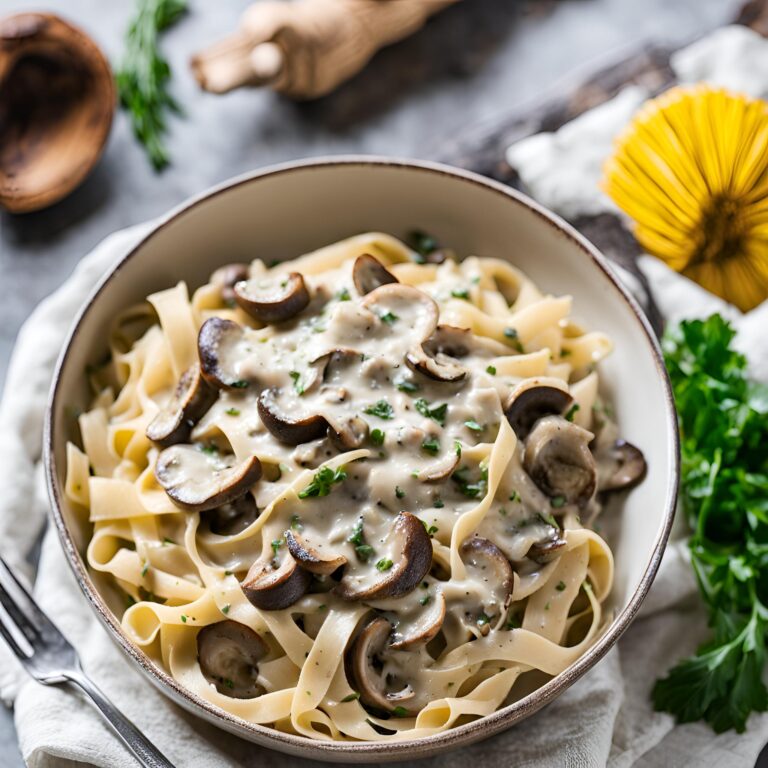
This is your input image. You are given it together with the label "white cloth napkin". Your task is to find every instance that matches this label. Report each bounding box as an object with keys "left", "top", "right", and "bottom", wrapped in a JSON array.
[{"left": 3, "top": 25, "right": 768, "bottom": 768}]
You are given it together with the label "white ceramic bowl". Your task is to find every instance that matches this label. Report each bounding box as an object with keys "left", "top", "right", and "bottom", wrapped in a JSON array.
[{"left": 45, "top": 157, "right": 679, "bottom": 762}]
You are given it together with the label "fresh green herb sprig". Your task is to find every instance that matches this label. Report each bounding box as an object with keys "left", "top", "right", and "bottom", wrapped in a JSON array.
[
  {"left": 653, "top": 314, "right": 768, "bottom": 733},
  {"left": 298, "top": 466, "right": 347, "bottom": 499},
  {"left": 116, "top": 0, "right": 187, "bottom": 170}
]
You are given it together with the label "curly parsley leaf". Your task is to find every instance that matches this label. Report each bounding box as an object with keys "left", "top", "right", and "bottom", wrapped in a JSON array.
[{"left": 298, "top": 466, "right": 347, "bottom": 499}]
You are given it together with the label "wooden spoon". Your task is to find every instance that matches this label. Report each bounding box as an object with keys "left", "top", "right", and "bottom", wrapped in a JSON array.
[{"left": 0, "top": 13, "right": 115, "bottom": 214}]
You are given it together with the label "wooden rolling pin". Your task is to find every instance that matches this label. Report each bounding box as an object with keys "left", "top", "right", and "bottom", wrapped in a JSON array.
[{"left": 191, "top": 0, "right": 459, "bottom": 99}]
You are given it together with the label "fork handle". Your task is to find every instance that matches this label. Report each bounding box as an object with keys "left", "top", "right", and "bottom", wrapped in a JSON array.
[{"left": 64, "top": 670, "right": 175, "bottom": 768}]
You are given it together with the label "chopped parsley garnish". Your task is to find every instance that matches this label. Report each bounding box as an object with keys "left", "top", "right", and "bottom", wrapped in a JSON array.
[
  {"left": 565, "top": 403, "right": 580, "bottom": 422},
  {"left": 141, "top": 561, "right": 149, "bottom": 578},
  {"left": 414, "top": 398, "right": 447, "bottom": 426},
  {"left": 225, "top": 407, "right": 240, "bottom": 416},
  {"left": 341, "top": 692, "right": 360, "bottom": 702},
  {"left": 200, "top": 444, "right": 219, "bottom": 456},
  {"left": 477, "top": 613, "right": 491, "bottom": 626},
  {"left": 486, "top": 365, "right": 497, "bottom": 375},
  {"left": 378, "top": 310, "right": 399, "bottom": 325},
  {"left": 337, "top": 287, "right": 351, "bottom": 301},
  {"left": 454, "top": 440, "right": 462, "bottom": 457},
  {"left": 392, "top": 706, "right": 409, "bottom": 717},
  {"left": 230, "top": 379, "right": 249, "bottom": 388},
  {"left": 396, "top": 378, "right": 419, "bottom": 393},
  {"left": 364, "top": 399, "right": 394, "bottom": 420},
  {"left": 451, "top": 288, "right": 470, "bottom": 300},
  {"left": 289, "top": 370, "right": 305, "bottom": 395},
  {"left": 509, "top": 491, "right": 521, "bottom": 503},
  {"left": 376, "top": 558, "right": 393, "bottom": 572},
  {"left": 222, "top": 604, "right": 230, "bottom": 614},
  {"left": 503, "top": 327, "right": 524, "bottom": 352},
  {"left": 180, "top": 614, "right": 187, "bottom": 623},
  {"left": 298, "top": 466, "right": 347, "bottom": 499},
  {"left": 464, "top": 419, "right": 483, "bottom": 432},
  {"left": 433, "top": 498, "right": 444, "bottom": 509},
  {"left": 370, "top": 428, "right": 385, "bottom": 446},
  {"left": 556, "top": 581, "right": 566, "bottom": 592},
  {"left": 420, "top": 595, "right": 431, "bottom": 606},
  {"left": 421, "top": 437, "right": 440, "bottom": 455},
  {"left": 550, "top": 495, "right": 566, "bottom": 508},
  {"left": 503, "top": 327, "right": 519, "bottom": 339},
  {"left": 348, "top": 518, "right": 375, "bottom": 562},
  {"left": 506, "top": 615, "right": 521, "bottom": 630},
  {"left": 395, "top": 486, "right": 406, "bottom": 499},
  {"left": 290, "top": 514, "right": 303, "bottom": 531},
  {"left": 452, "top": 466, "right": 488, "bottom": 499}
]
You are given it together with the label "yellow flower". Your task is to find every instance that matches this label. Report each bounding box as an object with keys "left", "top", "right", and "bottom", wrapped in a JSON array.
[{"left": 603, "top": 85, "right": 768, "bottom": 312}]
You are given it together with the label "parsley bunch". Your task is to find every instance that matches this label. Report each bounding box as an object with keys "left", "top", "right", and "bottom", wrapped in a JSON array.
[
  {"left": 653, "top": 314, "right": 768, "bottom": 733},
  {"left": 116, "top": 0, "right": 187, "bottom": 170}
]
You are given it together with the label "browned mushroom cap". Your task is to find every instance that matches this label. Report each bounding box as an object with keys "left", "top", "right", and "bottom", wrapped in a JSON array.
[
  {"left": 211, "top": 263, "right": 250, "bottom": 304},
  {"left": 406, "top": 325, "right": 469, "bottom": 384},
  {"left": 257, "top": 389, "right": 328, "bottom": 445},
  {"left": 234, "top": 272, "right": 310, "bottom": 324},
  {"left": 197, "top": 620, "right": 267, "bottom": 698},
  {"left": 599, "top": 439, "right": 647, "bottom": 492},
  {"left": 203, "top": 493, "right": 259, "bottom": 536},
  {"left": 285, "top": 530, "right": 347, "bottom": 575},
  {"left": 416, "top": 451, "right": 460, "bottom": 483},
  {"left": 155, "top": 445, "right": 262, "bottom": 512},
  {"left": 460, "top": 537, "right": 514, "bottom": 609},
  {"left": 240, "top": 552, "right": 312, "bottom": 610},
  {"left": 527, "top": 525, "right": 567, "bottom": 564},
  {"left": 523, "top": 416, "right": 596, "bottom": 507},
  {"left": 505, "top": 381, "right": 574, "bottom": 440},
  {"left": 389, "top": 591, "right": 446, "bottom": 650},
  {"left": 198, "top": 317, "right": 252, "bottom": 389},
  {"left": 336, "top": 512, "right": 433, "bottom": 601},
  {"left": 347, "top": 617, "right": 415, "bottom": 713},
  {"left": 352, "top": 254, "right": 399, "bottom": 296},
  {"left": 146, "top": 363, "right": 217, "bottom": 447}
]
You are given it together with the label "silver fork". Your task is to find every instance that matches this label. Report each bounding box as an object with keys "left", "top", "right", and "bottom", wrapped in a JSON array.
[{"left": 0, "top": 554, "right": 174, "bottom": 768}]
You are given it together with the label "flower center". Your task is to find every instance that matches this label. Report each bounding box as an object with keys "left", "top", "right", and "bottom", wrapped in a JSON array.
[{"left": 694, "top": 195, "right": 746, "bottom": 266}]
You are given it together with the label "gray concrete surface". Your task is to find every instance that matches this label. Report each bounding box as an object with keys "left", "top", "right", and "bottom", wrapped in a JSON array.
[{"left": 0, "top": 0, "right": 741, "bottom": 764}]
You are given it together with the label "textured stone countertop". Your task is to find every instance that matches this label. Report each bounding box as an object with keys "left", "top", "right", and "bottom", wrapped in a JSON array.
[{"left": 0, "top": 0, "right": 740, "bottom": 764}]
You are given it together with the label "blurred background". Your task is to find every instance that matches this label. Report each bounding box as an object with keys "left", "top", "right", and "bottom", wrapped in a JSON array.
[{"left": 0, "top": 0, "right": 747, "bottom": 762}]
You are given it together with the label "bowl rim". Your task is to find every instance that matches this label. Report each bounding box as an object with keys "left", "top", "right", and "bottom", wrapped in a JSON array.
[{"left": 44, "top": 155, "right": 680, "bottom": 760}]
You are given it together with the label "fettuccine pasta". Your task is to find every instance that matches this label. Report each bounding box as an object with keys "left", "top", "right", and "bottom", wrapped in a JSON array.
[{"left": 66, "top": 232, "right": 645, "bottom": 741}]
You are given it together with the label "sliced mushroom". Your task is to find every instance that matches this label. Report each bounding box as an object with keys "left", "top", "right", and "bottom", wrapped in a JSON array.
[
  {"left": 599, "top": 439, "right": 647, "bottom": 492},
  {"left": 203, "top": 493, "right": 259, "bottom": 536},
  {"left": 198, "top": 317, "right": 252, "bottom": 389},
  {"left": 352, "top": 254, "right": 399, "bottom": 296},
  {"left": 527, "top": 526, "right": 567, "bottom": 564},
  {"left": 257, "top": 388, "right": 328, "bottom": 445},
  {"left": 389, "top": 590, "right": 446, "bottom": 650},
  {"left": 155, "top": 445, "right": 262, "bottom": 512},
  {"left": 505, "top": 380, "right": 574, "bottom": 440},
  {"left": 211, "top": 263, "right": 250, "bottom": 304},
  {"left": 197, "top": 620, "right": 267, "bottom": 698},
  {"left": 234, "top": 272, "right": 310, "bottom": 324},
  {"left": 460, "top": 537, "right": 514, "bottom": 634},
  {"left": 523, "top": 415, "right": 596, "bottom": 507},
  {"left": 347, "top": 617, "right": 415, "bottom": 713},
  {"left": 327, "top": 415, "right": 369, "bottom": 450},
  {"left": 240, "top": 552, "right": 312, "bottom": 610},
  {"left": 416, "top": 451, "right": 460, "bottom": 483},
  {"left": 285, "top": 530, "right": 347, "bottom": 575},
  {"left": 146, "top": 363, "right": 217, "bottom": 447},
  {"left": 336, "top": 512, "right": 433, "bottom": 601}
]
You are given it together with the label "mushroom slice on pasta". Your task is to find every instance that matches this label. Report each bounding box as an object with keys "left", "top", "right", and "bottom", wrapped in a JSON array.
[
  {"left": 234, "top": 271, "right": 311, "bottom": 324},
  {"left": 523, "top": 416, "right": 596, "bottom": 507},
  {"left": 336, "top": 512, "right": 433, "bottom": 601},
  {"left": 197, "top": 620, "right": 267, "bottom": 699},
  {"left": 155, "top": 444, "right": 262, "bottom": 512},
  {"left": 240, "top": 551, "right": 312, "bottom": 610},
  {"left": 146, "top": 363, "right": 216, "bottom": 447}
]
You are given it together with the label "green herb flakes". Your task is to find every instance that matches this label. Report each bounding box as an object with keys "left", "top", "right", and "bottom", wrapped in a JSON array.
[
  {"left": 364, "top": 400, "right": 394, "bottom": 420},
  {"left": 298, "top": 466, "right": 347, "bottom": 499}
]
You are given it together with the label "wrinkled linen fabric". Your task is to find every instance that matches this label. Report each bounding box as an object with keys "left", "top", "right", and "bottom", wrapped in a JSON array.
[{"left": 2, "top": 25, "right": 768, "bottom": 768}]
